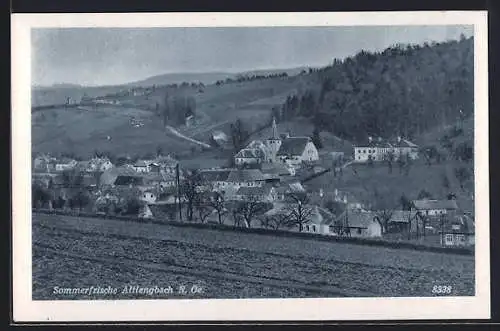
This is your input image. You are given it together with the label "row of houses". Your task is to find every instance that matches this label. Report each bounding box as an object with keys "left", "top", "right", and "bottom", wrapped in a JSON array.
[
  {"left": 264, "top": 197, "right": 473, "bottom": 247},
  {"left": 33, "top": 154, "right": 179, "bottom": 175}
]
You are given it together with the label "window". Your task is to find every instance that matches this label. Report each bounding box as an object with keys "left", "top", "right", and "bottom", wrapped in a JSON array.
[
  {"left": 445, "top": 234, "right": 454, "bottom": 244},
  {"left": 312, "top": 225, "right": 316, "bottom": 232},
  {"left": 357, "top": 228, "right": 362, "bottom": 235},
  {"left": 456, "top": 234, "right": 466, "bottom": 243},
  {"left": 306, "top": 225, "right": 310, "bottom": 231}
]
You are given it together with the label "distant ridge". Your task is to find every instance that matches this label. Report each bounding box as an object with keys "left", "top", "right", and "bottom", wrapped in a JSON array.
[
  {"left": 125, "top": 67, "right": 310, "bottom": 87},
  {"left": 33, "top": 66, "right": 312, "bottom": 90}
]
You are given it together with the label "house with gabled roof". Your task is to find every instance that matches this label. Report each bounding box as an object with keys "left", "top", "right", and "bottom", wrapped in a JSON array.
[
  {"left": 440, "top": 214, "right": 474, "bottom": 247},
  {"left": 234, "top": 184, "right": 277, "bottom": 203},
  {"left": 234, "top": 148, "right": 265, "bottom": 166},
  {"left": 412, "top": 199, "right": 458, "bottom": 216},
  {"left": 54, "top": 157, "right": 78, "bottom": 172},
  {"left": 276, "top": 136, "right": 319, "bottom": 167},
  {"left": 331, "top": 210, "right": 382, "bottom": 238}
]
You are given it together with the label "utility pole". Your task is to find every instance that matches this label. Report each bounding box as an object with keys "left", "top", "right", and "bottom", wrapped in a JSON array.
[{"left": 176, "top": 163, "right": 182, "bottom": 221}]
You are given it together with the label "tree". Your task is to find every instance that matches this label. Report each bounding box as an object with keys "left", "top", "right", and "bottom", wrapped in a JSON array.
[
  {"left": 372, "top": 187, "right": 395, "bottom": 233},
  {"left": 324, "top": 199, "right": 345, "bottom": 216},
  {"left": 156, "top": 145, "right": 163, "bottom": 157},
  {"left": 122, "top": 196, "right": 142, "bottom": 215},
  {"left": 312, "top": 127, "right": 323, "bottom": 149},
  {"left": 181, "top": 173, "right": 199, "bottom": 222},
  {"left": 441, "top": 172, "right": 451, "bottom": 190},
  {"left": 194, "top": 192, "right": 212, "bottom": 224},
  {"left": 399, "top": 193, "right": 413, "bottom": 210},
  {"left": 368, "top": 154, "right": 374, "bottom": 168},
  {"left": 261, "top": 213, "right": 292, "bottom": 230},
  {"left": 208, "top": 191, "right": 228, "bottom": 225},
  {"left": 454, "top": 166, "right": 472, "bottom": 190},
  {"left": 62, "top": 169, "right": 84, "bottom": 188},
  {"left": 417, "top": 189, "right": 433, "bottom": 200},
  {"left": 286, "top": 193, "right": 314, "bottom": 232},
  {"left": 32, "top": 183, "right": 51, "bottom": 209},
  {"left": 397, "top": 153, "right": 405, "bottom": 174},
  {"left": 163, "top": 92, "right": 170, "bottom": 127},
  {"left": 234, "top": 197, "right": 269, "bottom": 228},
  {"left": 404, "top": 154, "right": 412, "bottom": 176},
  {"left": 386, "top": 150, "right": 395, "bottom": 174},
  {"left": 72, "top": 190, "right": 91, "bottom": 211},
  {"left": 230, "top": 119, "right": 249, "bottom": 151}
]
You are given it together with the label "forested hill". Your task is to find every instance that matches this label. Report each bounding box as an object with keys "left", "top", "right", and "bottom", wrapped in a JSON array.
[{"left": 276, "top": 36, "right": 474, "bottom": 143}]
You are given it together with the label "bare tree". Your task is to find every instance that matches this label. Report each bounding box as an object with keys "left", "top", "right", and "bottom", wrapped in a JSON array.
[
  {"left": 234, "top": 196, "right": 268, "bottom": 228},
  {"left": 261, "top": 213, "right": 293, "bottom": 230},
  {"left": 163, "top": 92, "right": 170, "bottom": 128},
  {"left": 181, "top": 173, "right": 199, "bottom": 221},
  {"left": 385, "top": 150, "right": 395, "bottom": 174},
  {"left": 454, "top": 166, "right": 472, "bottom": 191},
  {"left": 194, "top": 192, "right": 211, "bottom": 224},
  {"left": 208, "top": 191, "right": 228, "bottom": 225},
  {"left": 286, "top": 193, "right": 314, "bottom": 232},
  {"left": 371, "top": 187, "right": 395, "bottom": 234}
]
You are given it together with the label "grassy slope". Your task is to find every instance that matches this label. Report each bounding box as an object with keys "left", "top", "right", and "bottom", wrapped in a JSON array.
[
  {"left": 31, "top": 76, "right": 303, "bottom": 158},
  {"left": 31, "top": 106, "right": 199, "bottom": 158},
  {"left": 32, "top": 214, "right": 474, "bottom": 299},
  {"left": 304, "top": 118, "right": 475, "bottom": 213}
]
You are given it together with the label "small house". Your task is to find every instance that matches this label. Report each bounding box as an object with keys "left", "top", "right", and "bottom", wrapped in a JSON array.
[
  {"left": 234, "top": 148, "right": 264, "bottom": 166},
  {"left": 234, "top": 185, "right": 277, "bottom": 203},
  {"left": 132, "top": 160, "right": 153, "bottom": 173},
  {"left": 54, "top": 158, "right": 77, "bottom": 172},
  {"left": 303, "top": 206, "right": 335, "bottom": 235},
  {"left": 331, "top": 210, "right": 382, "bottom": 238}
]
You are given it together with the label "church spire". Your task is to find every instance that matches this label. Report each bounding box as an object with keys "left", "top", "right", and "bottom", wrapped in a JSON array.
[{"left": 272, "top": 116, "right": 278, "bottom": 139}]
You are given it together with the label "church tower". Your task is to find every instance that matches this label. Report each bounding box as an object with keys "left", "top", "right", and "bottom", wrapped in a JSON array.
[
  {"left": 264, "top": 116, "right": 282, "bottom": 163},
  {"left": 272, "top": 117, "right": 278, "bottom": 139}
]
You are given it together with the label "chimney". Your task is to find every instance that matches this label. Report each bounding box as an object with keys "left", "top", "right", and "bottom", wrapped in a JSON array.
[
  {"left": 397, "top": 136, "right": 402, "bottom": 143},
  {"left": 368, "top": 136, "right": 372, "bottom": 143},
  {"left": 378, "top": 137, "right": 382, "bottom": 142}
]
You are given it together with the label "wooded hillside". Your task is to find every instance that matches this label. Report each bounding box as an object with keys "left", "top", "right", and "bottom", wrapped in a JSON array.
[{"left": 277, "top": 36, "right": 474, "bottom": 144}]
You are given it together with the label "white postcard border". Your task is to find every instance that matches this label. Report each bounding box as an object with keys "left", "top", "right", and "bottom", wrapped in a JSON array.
[{"left": 11, "top": 11, "right": 490, "bottom": 322}]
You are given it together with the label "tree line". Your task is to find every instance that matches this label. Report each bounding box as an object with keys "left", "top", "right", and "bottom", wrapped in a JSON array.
[{"left": 215, "top": 72, "right": 289, "bottom": 86}]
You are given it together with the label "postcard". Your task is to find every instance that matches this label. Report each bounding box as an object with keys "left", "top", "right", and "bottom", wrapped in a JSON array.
[{"left": 11, "top": 11, "right": 490, "bottom": 322}]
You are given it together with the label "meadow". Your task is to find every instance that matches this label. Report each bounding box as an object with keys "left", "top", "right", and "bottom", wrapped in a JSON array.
[{"left": 32, "top": 213, "right": 474, "bottom": 300}]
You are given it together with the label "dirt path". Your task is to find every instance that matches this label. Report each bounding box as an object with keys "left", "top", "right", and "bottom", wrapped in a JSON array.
[{"left": 165, "top": 125, "right": 211, "bottom": 148}]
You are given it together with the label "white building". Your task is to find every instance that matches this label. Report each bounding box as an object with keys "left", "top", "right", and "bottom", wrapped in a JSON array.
[{"left": 354, "top": 136, "right": 418, "bottom": 163}]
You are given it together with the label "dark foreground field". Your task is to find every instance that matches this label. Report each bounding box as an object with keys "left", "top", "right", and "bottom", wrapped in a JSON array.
[{"left": 32, "top": 214, "right": 474, "bottom": 300}]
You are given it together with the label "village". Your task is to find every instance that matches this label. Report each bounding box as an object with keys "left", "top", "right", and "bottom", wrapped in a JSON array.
[{"left": 31, "top": 115, "right": 474, "bottom": 249}]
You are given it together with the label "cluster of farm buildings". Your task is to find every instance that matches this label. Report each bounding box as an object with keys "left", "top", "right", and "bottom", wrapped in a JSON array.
[{"left": 32, "top": 119, "right": 474, "bottom": 248}]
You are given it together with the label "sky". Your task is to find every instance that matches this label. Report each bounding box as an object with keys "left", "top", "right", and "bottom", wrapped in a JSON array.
[{"left": 31, "top": 25, "right": 474, "bottom": 87}]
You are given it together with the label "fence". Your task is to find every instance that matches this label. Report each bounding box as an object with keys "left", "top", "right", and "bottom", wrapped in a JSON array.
[{"left": 32, "top": 208, "right": 474, "bottom": 256}]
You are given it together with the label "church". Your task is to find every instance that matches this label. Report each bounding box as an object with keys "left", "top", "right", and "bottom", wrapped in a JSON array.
[{"left": 234, "top": 118, "right": 319, "bottom": 168}]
